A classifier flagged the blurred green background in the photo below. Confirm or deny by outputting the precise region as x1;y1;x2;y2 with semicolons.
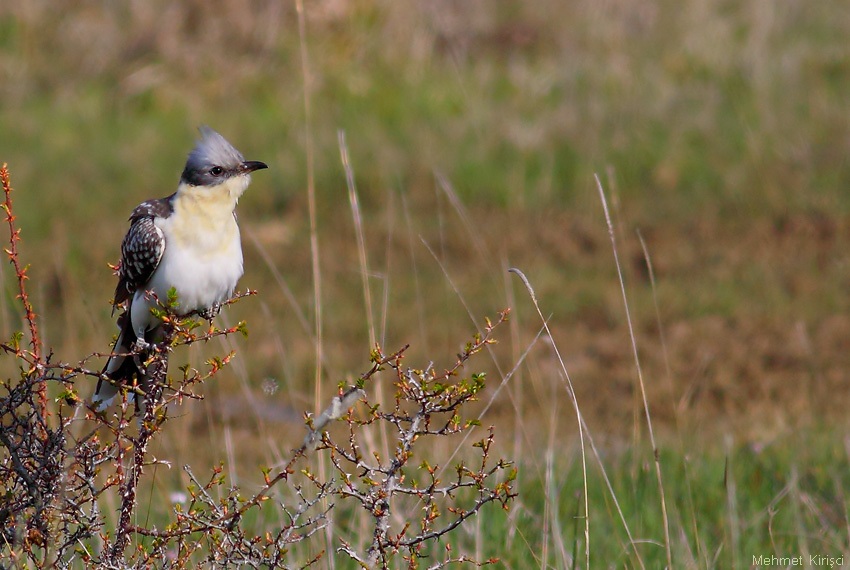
2;1;850;566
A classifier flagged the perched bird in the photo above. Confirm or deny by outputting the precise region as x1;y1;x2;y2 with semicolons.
93;126;268;411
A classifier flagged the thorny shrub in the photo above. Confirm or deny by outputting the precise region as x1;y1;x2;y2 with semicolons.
0;164;516;568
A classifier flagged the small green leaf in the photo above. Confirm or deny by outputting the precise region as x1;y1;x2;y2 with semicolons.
166;287;180;308
9;330;23;350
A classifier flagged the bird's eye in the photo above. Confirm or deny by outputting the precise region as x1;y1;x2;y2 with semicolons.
210;166;224;176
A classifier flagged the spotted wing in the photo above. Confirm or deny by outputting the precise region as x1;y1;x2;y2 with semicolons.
113;197;173;305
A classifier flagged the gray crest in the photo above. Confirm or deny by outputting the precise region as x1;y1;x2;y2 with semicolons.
180;126;246;186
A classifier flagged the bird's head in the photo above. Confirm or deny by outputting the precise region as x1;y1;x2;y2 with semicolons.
179;126;268;201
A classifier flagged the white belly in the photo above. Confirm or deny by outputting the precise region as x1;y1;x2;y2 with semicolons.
131;214;244;335
148;231;244;311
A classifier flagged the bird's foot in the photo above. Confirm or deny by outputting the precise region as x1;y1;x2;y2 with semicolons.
134;337;151;352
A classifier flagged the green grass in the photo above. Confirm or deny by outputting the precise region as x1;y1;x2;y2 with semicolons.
455;427;850;568
113;422;850;568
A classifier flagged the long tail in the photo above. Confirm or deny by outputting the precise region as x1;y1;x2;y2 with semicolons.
93;310;154;412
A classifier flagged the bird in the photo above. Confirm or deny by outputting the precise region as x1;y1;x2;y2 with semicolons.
93;126;268;412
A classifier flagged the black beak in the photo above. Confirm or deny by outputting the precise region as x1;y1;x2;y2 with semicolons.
239;160;268;174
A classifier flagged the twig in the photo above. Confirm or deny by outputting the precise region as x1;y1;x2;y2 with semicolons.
1;164;43;410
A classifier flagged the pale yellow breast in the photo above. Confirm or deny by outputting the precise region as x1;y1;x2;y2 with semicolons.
165;180;244;252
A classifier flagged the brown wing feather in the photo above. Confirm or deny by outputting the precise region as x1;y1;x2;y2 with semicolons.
113;196;173;305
